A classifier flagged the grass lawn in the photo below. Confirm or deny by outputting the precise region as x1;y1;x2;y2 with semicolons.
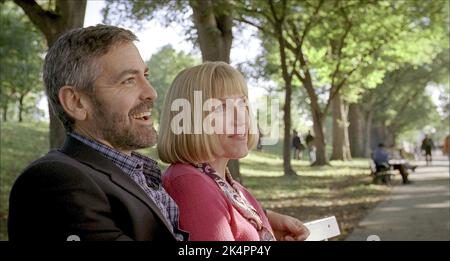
240;152;391;240
0;122;392;241
1;121;50;240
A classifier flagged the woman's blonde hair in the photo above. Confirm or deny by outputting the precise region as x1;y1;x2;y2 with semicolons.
158;61;258;164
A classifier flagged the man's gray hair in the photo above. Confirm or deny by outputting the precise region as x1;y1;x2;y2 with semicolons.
43;24;137;132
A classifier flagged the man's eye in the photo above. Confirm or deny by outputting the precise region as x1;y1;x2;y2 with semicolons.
123;78;136;85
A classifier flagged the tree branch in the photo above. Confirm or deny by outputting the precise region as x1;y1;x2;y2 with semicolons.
13;0;57;36
328;8;353;108
268;0;280;23
235;5;276;27
388;88;422;130
235;16;271;35
299;0;324;49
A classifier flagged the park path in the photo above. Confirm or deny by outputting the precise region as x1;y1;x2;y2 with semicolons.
346;152;449;241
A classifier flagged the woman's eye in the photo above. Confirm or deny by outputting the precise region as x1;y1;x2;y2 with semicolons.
237;99;247;107
214;104;225;113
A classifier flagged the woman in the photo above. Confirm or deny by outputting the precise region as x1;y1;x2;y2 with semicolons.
158;62;308;241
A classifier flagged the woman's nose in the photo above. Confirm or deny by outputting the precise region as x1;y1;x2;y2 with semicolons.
233;105;247;133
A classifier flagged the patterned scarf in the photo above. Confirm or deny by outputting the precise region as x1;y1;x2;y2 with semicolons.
193;163;276;241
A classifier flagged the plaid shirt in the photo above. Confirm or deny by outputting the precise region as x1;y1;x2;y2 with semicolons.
69;132;186;241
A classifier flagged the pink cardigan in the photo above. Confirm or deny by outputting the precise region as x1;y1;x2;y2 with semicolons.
163;163;273;241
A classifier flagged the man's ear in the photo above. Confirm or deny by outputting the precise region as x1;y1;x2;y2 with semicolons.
58;86;89;121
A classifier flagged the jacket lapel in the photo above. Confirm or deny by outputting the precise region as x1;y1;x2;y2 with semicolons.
59;135;176;237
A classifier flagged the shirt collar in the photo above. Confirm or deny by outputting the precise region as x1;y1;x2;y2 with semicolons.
69;132;161;182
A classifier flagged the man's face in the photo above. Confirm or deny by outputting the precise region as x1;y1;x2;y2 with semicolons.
84;42;157;152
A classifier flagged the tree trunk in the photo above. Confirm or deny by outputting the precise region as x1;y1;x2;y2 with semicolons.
227;160;242;183
364;110;373;157
372;122;389;149
275;22;295;176
302;78;329;166
306;97;328;166
331;93;351;161
18;94;24;122
190;0;232;63
385;126;396;147
282;77;295;175
348;103;365;158
311;111;328;166
14;0;87;148
189;0;243;180
2;104;8;122
343;101;352;160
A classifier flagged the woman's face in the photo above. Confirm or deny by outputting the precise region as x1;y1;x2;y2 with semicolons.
212;95;250;160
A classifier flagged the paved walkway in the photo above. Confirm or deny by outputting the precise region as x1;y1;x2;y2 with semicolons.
347;152;449;241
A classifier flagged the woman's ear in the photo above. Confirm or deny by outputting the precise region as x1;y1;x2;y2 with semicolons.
58;86;88;121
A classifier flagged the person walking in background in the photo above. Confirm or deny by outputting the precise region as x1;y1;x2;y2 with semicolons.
256;125;263;151
291;130;303;160
421;135;435;166
305;130;315;163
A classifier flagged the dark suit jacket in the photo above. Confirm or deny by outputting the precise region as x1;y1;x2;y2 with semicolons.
8;135;178;241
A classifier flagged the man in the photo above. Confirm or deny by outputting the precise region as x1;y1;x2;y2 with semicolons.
8;25;309;241
305;130;315;162
372;143;410;184
292;130;303;160
421;135;434;166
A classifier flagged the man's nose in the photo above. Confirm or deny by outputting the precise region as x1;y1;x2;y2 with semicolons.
140;77;157;101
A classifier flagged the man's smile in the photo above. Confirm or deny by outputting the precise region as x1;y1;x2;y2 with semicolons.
131;109;153;124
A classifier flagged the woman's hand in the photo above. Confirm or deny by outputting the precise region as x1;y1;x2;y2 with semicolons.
266;210;310;241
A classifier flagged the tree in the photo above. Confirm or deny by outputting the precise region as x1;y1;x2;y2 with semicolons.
235;0;303;175
348;103;365;157
14;0;87;148
0;2;45;122
331;93;352;160
237;0;448;166
361;50;449;150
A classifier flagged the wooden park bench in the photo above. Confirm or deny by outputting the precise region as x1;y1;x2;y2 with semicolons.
369;160;395;185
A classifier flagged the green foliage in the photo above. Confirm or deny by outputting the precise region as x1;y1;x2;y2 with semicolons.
363;50;449;139
0;1;46;121
102;0;189;28
238;0;448;107
146;45;199;122
102;0;196;41
102;0;238;53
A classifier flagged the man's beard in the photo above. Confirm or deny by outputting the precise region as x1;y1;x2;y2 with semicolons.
92;98;157;151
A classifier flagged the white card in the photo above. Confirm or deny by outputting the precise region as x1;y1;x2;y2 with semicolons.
304;216;341;241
